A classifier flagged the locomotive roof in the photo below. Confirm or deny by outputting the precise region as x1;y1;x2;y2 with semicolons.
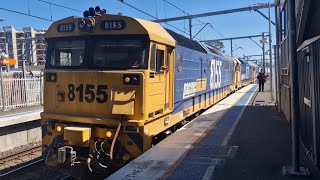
45;14;175;46
247;61;257;67
238;58;252;66
165;29;207;53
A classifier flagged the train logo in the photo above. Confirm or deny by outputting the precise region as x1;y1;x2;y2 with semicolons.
209;59;222;89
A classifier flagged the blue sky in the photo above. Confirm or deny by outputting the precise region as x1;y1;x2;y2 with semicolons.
0;0;276;59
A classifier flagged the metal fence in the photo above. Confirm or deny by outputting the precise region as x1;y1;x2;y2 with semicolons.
0;77;42;110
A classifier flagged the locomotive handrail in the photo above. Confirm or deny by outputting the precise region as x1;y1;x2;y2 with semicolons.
40;70;44;106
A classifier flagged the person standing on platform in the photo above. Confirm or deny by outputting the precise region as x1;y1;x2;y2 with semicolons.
257;69;267;92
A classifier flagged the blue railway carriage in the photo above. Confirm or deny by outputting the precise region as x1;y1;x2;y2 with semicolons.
41;9;254;177
247;61;258;83
238;58;256;86
167;30;234;116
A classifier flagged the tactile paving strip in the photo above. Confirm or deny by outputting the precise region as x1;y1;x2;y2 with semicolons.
188;145;219;157
167;85;258;179
198;133;225;146
168;162;211;180
182;156;216;164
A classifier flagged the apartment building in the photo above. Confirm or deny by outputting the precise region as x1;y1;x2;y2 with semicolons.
0;26;46;68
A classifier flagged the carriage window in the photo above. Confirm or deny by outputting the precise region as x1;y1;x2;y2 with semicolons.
177;54;183;71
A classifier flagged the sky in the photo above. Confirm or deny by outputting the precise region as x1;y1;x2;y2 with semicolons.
0;0;276;59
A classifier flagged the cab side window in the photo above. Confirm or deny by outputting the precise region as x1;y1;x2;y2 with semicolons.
156;49;164;72
150;44;165;72
150;44;156;71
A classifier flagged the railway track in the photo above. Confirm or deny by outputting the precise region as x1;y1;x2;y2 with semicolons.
0;146;42;165
0;146;43;177
0;146;70;179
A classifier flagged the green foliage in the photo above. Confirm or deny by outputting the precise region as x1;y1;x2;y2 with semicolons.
209;41;225;51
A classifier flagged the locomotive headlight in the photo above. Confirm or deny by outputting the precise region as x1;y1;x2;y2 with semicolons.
124;77;131;83
56;125;62;132
86;19;95;30
79;19;86;30
106;131;112;138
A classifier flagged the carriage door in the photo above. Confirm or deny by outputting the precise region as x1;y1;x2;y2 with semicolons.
149;43;172;115
166;47;174;111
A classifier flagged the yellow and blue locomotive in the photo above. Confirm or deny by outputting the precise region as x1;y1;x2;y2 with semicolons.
41;7;256;177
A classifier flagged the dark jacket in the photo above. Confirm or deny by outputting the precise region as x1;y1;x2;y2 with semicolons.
257;72;266;82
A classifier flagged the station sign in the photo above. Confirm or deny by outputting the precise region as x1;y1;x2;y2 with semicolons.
101;20;126;30
0;58;16;65
57;23;75;33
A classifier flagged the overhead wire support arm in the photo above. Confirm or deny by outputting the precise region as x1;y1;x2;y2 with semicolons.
153;3;275;23
193;23;209;39
201;34;268;42
255;9;276;26
249;37;263;49
188;18;192;39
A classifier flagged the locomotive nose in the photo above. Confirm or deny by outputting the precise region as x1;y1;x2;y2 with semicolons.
44;71;144;118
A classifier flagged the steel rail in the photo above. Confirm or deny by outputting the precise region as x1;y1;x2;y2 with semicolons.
0;146;43;177
0;158;43;177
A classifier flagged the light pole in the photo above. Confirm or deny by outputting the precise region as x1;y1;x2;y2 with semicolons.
260;33;268;70
0;18;6;110
268;2;273;101
281;0;309;176
0;18;11;72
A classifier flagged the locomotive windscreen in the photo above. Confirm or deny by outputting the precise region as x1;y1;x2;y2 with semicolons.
46;35;150;70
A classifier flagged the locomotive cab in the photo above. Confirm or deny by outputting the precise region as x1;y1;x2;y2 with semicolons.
232;58;241;90
41;12;175;174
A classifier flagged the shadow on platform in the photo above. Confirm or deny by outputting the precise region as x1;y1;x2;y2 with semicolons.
212;104;320;180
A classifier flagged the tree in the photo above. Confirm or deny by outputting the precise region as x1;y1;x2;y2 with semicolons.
209;41;225;51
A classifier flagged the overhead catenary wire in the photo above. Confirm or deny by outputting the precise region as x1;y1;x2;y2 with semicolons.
116;0;191;37
163;0;226;39
0;7;53;22
162;0;248;55
163;0;167;19
28;0;31;14
1;1;82;23
38;0;82;13
155;0;158;19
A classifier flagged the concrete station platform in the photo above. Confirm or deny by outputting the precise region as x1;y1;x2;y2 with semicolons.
108;83;320;180
0;106;42;153
0;105;42;128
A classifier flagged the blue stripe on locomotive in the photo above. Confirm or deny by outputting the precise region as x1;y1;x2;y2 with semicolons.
172;45;234;114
